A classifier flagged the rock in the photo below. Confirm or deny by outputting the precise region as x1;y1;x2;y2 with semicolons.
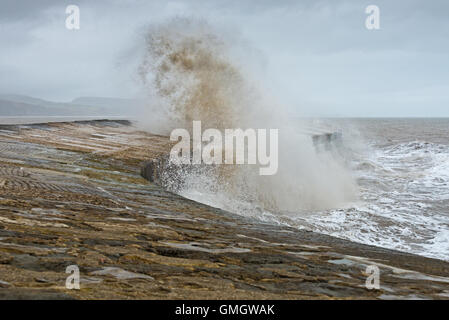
91;267;154;280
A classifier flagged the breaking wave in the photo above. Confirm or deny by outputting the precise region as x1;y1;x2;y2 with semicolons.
137;18;357;218
134;19;449;262
303;138;449;261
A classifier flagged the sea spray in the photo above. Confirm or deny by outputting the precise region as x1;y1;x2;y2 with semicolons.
138;17;358;217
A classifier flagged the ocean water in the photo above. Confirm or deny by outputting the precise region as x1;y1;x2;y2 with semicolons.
178;118;449;262
292;118;449;261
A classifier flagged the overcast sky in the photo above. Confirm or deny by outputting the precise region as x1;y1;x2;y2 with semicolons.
0;0;448;117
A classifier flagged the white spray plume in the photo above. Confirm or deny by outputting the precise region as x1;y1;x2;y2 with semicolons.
137;17;358;217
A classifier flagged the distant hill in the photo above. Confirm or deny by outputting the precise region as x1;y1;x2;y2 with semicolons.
0;94;53;106
0;100;73;116
0;94;144;117
71;97;145;110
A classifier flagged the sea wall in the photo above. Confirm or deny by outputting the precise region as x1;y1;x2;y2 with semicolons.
1;120;448;300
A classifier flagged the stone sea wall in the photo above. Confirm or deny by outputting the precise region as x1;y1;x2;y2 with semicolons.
0;120;448;299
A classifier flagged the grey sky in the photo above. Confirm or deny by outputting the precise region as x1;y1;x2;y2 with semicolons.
0;0;448;116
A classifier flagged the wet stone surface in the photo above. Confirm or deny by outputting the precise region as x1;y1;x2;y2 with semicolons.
0;120;448;299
